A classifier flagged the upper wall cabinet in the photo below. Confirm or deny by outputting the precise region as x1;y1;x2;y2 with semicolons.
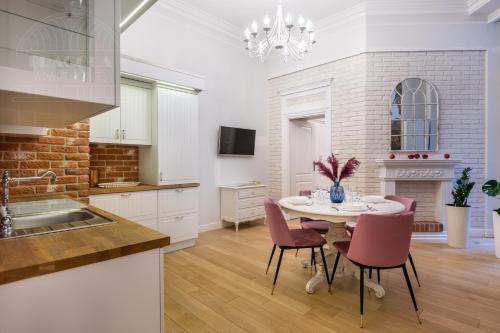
90;78;152;145
0;0;120;128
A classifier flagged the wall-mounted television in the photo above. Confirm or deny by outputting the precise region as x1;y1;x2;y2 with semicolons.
218;126;256;156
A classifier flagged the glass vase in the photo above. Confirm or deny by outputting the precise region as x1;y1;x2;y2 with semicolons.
330;182;345;203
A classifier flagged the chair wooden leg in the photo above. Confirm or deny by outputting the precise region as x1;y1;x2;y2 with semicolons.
408;252;421;287
369;268;372;280
402;264;422;324
377;269;380;285
266;244;276;275
319;246;330;284
360;266;365;328
295;249;299;257
271;248;285;295
328;252;341;293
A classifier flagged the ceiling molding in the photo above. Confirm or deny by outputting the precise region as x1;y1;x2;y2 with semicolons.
365;0;468;14
467;0;492;14
488;7;500;21
153;0;243;46
315;3;366;33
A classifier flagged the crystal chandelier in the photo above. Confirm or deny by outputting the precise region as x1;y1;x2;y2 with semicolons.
243;0;316;63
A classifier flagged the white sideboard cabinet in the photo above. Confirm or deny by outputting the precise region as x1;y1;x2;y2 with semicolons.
220;184;267;231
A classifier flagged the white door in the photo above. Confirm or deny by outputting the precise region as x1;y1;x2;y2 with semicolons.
157;87;199;184
120;79;152;145
289;120;314;195
90;107;121;144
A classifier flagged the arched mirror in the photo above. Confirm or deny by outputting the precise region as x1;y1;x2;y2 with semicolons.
390;78;438;151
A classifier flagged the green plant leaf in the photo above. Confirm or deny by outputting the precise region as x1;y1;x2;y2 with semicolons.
451;167;475;207
482;179;500;197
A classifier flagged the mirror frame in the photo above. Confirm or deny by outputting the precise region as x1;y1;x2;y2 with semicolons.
389;77;439;152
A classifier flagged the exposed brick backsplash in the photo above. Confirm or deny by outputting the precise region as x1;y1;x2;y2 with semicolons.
89;144;139;184
0;121;90;203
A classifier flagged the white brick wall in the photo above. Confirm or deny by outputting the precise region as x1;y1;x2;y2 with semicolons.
268;50;486;229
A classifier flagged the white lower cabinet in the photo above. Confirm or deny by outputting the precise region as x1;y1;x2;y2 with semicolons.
0;249;164;333
158;188;199;246
90;191;158;230
158;213;198;244
90;187;199;250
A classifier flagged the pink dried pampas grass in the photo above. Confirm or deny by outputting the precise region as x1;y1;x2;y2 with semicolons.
314;154;360;183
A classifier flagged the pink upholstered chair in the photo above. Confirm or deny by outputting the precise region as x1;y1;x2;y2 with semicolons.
328;213;421;328
383;195;420;287
297;190;331;269
298;190;330;234
264;198;330;294
349;195;421;287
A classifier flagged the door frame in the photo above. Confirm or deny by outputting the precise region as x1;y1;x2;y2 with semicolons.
280;79;332;198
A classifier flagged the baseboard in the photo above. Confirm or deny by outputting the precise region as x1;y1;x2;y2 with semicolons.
412;228;493;242
470;227;493;238
163;239;197;253
199;221;223;233
412;232;448;241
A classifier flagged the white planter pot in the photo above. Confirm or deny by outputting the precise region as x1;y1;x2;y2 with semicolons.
446;205;470;248
493;211;500;258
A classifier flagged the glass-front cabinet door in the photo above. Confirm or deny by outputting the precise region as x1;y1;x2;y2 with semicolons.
0;0;119;128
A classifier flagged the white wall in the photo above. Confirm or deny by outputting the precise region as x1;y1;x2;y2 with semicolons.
266;9;500;234
121;6;268;228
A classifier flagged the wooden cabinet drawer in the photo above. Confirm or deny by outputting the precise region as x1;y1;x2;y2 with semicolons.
238;196;265;209
238;187;266;199
238;207;265;221
90;191;158;222
158;213;198;243
158;188;198;217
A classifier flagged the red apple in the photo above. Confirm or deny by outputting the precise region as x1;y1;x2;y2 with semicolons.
422;153;429;159
444;153;450;159
408;153;414;159
414;153;420;159
389;153;395;159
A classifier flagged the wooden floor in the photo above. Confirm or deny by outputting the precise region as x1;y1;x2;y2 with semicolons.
163;221;500;333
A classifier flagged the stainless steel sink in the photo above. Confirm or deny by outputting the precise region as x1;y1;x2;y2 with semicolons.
1;208;116;240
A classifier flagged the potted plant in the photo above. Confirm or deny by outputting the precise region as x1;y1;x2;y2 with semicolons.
446;167;475;248
482;179;500;258
314;154;360;203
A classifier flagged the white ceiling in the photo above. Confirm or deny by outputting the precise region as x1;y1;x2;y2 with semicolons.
183;0;364;28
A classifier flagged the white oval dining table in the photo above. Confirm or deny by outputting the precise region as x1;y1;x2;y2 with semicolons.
278;197;406;298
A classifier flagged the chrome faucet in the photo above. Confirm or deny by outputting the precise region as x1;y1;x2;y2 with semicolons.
1;170;57;236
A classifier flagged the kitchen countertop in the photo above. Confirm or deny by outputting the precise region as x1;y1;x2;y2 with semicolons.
90;183;200;195
0;195;170;285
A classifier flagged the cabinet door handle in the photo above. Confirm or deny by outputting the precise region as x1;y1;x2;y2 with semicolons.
115;129;119;139
159;172;163;182
175;189;184;193
175;216;184;220
122;129;126;140
120;193;131;198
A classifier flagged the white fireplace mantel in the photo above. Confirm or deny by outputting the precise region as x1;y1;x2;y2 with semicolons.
375;159;461;229
375;159;461;181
